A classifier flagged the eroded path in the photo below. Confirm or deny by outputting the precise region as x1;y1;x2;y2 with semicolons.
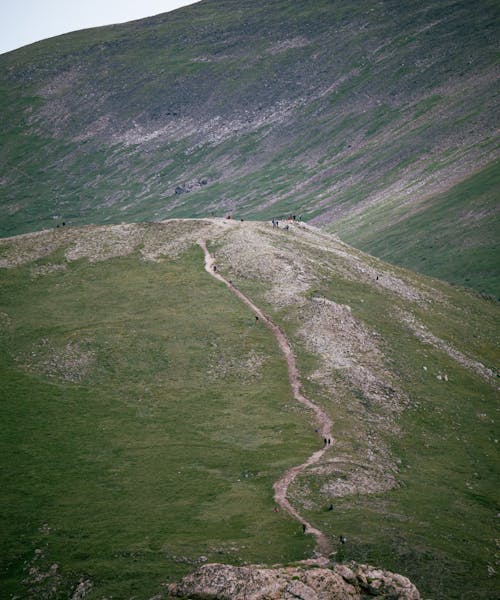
199;240;333;558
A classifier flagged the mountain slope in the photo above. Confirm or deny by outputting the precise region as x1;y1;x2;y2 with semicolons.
0;0;498;294
0;219;498;598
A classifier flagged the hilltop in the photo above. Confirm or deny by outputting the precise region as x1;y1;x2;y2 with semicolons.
0;0;499;295
0;219;498;598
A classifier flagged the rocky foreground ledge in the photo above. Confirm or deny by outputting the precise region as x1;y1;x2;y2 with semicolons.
167;562;421;599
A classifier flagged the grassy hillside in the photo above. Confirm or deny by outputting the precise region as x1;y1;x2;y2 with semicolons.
1;220;498;598
210;221;500;599
0;0;498;295
0;222;315;598
334;160;500;298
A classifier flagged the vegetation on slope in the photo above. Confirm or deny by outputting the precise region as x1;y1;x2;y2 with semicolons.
0;0;498;294
333;160;500;298
1;220;497;598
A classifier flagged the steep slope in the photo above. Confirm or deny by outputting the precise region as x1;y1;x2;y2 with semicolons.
0;0;498;294
0;220;498;598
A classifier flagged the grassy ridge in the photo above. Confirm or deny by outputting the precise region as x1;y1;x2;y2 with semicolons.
213;226;499;599
0;245;314;598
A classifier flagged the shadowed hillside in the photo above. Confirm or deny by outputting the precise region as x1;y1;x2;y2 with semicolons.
0;0;498;295
0;220;498;598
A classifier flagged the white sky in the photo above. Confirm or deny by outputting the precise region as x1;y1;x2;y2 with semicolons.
0;1;201;55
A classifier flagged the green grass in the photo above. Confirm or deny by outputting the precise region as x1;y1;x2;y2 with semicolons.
0;244;315;598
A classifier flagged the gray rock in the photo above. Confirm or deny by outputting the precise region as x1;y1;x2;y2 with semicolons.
167;561;421;599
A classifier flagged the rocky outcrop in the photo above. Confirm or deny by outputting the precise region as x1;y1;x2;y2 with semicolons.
168;562;420;599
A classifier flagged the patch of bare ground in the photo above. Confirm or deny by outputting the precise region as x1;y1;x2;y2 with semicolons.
396;309;497;385
18;337;95;383
301;297;406;410
212;223;317;307
0;228;75;268
266;37;311;54
0;219;238;269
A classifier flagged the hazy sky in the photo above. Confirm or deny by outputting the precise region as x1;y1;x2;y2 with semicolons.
0;1;201;55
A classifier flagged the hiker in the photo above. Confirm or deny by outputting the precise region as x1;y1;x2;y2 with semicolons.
272;219;275;227
273;506;279;513
339;535;347;544
327;504;333;511
255;315;259;323
302;524;307;534
213;265;217;272
324;438;327;446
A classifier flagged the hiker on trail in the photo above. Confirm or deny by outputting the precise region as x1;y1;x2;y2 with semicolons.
213;265;217;272
255;315;259;323
327;504;334;511
302;524;307;534
324;438;327;446
339;535;347;544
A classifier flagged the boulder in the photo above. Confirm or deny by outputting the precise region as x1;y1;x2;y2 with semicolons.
167;561;421;599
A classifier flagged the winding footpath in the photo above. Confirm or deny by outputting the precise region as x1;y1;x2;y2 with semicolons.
199;240;334;558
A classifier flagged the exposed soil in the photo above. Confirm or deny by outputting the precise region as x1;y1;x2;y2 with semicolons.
199;239;334;557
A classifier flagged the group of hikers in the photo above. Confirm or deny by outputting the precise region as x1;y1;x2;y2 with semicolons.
271;213;302;229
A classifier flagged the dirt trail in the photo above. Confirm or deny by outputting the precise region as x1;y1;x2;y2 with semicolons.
199;240;333;558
